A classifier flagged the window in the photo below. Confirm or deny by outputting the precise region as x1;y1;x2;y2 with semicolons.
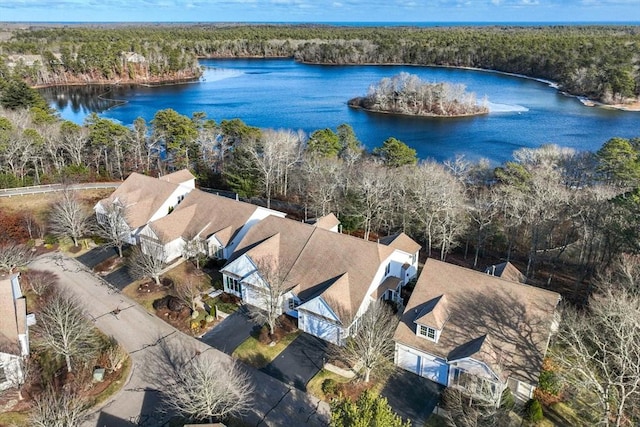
287;298;299;310
225;276;241;295
0;365;7;383
384;263;391;276
419;325;437;341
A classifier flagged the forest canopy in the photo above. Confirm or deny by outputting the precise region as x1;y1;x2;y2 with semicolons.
1;24;639;104
349;72;488;117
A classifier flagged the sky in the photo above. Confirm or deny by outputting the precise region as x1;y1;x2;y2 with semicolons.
0;0;639;23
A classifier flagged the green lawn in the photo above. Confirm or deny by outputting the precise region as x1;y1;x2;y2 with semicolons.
307;368;352;401
233;330;301;369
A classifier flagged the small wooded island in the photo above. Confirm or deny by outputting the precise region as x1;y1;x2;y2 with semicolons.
349;72;489;118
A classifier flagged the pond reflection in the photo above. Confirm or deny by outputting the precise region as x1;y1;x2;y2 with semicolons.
40;85;134;118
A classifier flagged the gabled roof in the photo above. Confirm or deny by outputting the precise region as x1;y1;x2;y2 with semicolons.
379;232;421;254
148;189;258;246
0;274;25;356
160;169;195;185
308;213;340;231
415;294;449;330
227;215;396;323
485;261;526;284
98;172;188;229
394;258;561;384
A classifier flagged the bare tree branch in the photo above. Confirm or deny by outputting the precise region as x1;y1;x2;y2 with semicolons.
338;301;397;383
128;244;166;285
49;188;92;247
33;291;99;373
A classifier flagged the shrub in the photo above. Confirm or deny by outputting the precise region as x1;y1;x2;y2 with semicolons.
205;315;214;323
500;387;515;410
190;320;200;330
44;234;58;245
191;310;199;319
538;365;561;396
321;378;339;396
525;399;544;422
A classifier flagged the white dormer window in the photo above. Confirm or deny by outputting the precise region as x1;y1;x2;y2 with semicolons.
385;263;391;276
418;325;438;342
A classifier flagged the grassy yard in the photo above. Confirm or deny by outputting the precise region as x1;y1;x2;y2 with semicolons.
233;330;301;369
122;279;165;312
307;368;353;401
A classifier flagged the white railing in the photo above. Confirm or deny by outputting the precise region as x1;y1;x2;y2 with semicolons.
0;182;120;197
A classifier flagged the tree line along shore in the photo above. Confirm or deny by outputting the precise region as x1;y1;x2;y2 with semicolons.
1;24;639;106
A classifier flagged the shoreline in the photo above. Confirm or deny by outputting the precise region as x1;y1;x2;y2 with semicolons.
300;59;640;112
348;102;489;119
32;57;639;112
32;75;201;90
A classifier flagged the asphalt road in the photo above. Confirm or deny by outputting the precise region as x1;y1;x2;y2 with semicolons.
29;253;330;427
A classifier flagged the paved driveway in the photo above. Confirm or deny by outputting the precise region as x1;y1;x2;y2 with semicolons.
199;307;258;355
29;254;330;427
261;333;328;391
104;265;135;291
381;368;444;426
77;245;118;269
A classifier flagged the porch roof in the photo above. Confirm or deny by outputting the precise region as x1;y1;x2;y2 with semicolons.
369;276;402;300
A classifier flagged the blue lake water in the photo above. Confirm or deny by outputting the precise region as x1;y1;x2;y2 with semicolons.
44;58;640;163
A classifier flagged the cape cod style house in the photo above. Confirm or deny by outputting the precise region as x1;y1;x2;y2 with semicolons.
394;259;561;405
94;170;196;245
0;273;33;391
138;188;286;263
221;215;420;345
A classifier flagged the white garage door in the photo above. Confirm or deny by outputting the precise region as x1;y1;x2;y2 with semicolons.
302;314;339;345
397;346;421;375
420;355;449;385
397;346;448;385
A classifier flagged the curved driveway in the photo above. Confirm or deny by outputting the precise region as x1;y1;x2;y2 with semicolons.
29;254;329;427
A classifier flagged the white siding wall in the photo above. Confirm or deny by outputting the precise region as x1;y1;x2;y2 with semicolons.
224;207;286;259
147;186;193;224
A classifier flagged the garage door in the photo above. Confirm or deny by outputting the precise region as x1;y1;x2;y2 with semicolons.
302;313;339;345
397;346;421;375
397;346;448;385
420;355;448;385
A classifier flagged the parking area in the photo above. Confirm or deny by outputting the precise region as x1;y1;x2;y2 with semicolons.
199;307;258;355
104;266;135;291
76;246;119;268
260;333;329;391
381;368;444;426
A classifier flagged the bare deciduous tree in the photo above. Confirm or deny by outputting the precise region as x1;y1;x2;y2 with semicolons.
49;188;92;247
128;244;166;285
162;348;253;423
442;388;513;427
104;337;128;374
175;279;203;313
182;234;205;269
30;386;87;427
249;255;291;337
95;200;130;257
339;301;397;383
23;269;58;297
0;243;32;272
34;291;99;373
552;266;640;427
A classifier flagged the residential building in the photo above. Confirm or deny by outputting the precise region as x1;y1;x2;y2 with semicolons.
138;188;286;263
221;215;420;345
394;258;561;405
0;273;33;391
94;170;195;245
